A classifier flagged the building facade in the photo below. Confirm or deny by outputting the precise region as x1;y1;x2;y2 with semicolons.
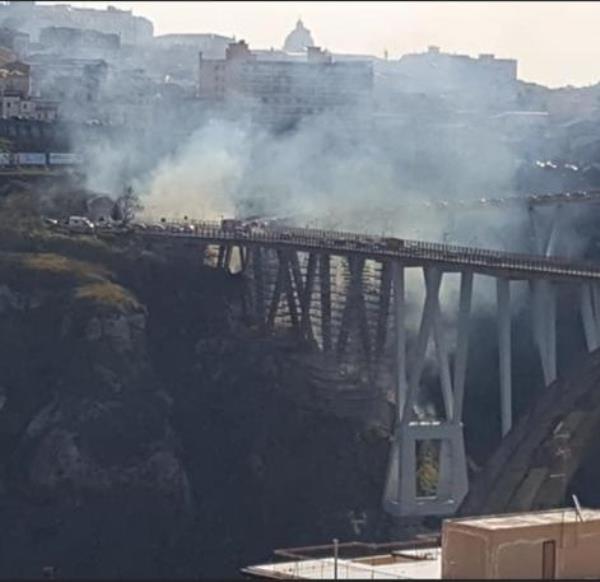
0;57;58;121
443;508;600;579
0;93;57;121
0;1;153;45
378;45;518;112
39;26;121;56
198;40;373;130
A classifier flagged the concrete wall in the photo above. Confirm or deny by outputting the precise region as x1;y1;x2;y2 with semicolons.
442;524;487;579
443;518;600;579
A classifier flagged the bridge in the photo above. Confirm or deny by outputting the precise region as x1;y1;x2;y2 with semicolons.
327;188;600;259
103;214;600;518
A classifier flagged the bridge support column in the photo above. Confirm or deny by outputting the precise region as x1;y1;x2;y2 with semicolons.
392;262;407;418
252;247;265;329
216;244;226;269
453;270;474;422
497;278;512;436
581;283;600;352
319;254;332;353
299;253;317;343
383;267;471;517
374;260;393;370
532;280;557;385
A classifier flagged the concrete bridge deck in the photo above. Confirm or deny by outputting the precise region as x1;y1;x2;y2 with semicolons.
131;220;600;282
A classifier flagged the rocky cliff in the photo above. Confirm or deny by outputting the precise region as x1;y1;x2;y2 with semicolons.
0;229;394;578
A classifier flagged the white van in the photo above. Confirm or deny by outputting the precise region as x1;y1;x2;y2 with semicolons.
65;216;95;234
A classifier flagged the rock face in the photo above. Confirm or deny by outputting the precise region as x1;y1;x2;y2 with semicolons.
0;250;393;578
459;346;600;518
0;254;191;578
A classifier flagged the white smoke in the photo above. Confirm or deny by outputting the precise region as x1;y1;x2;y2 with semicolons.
73;97;575;264
139;120;250;221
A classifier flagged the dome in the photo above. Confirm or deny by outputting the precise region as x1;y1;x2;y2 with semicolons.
282;19;314;53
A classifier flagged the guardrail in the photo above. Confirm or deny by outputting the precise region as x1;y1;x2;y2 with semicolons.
113;220;600;281
359;189;600;212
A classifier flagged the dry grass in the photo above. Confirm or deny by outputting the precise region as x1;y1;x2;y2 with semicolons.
22;253;112;280
74;281;140;310
0;251;140;312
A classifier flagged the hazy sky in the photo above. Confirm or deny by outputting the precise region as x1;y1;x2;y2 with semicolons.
40;1;600;88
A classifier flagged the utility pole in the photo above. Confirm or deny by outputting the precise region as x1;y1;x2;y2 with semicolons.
333;538;339;579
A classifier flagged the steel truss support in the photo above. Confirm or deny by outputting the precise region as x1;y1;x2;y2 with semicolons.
265;250;300;332
282;251;299;331
336;257;371;366
223;244;233;271
238;245;248;273
299;253;317;342
374;260;393;370
216;244;227;269
319;253;332;352
383;267;472;517
252;247;265;328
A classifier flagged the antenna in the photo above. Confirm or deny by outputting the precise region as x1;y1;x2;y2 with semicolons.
572;494;585;522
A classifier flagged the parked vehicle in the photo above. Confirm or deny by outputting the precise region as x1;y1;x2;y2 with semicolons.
43;216;59;228
383;237;405;250
65;216;95;234
221;218;243;232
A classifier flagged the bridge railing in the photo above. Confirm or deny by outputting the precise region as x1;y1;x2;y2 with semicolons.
131;219;600;280
332;189;600;212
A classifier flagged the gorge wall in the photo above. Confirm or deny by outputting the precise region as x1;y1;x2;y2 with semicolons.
0;228;395;578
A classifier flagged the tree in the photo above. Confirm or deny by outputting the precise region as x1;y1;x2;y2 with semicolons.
113;186;143;224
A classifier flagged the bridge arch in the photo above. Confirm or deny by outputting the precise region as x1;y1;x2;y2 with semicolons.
459;347;600;516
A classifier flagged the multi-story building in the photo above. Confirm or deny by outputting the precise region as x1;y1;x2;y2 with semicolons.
27;55;108;102
0;56;57;121
0;1;153;46
0;27;30;57
0;59;30;96
378;45;518;113
39;26;120;57
152;33;233;59
146;33;234;88
0;92;57;121
198;40;373;131
23;55;107;122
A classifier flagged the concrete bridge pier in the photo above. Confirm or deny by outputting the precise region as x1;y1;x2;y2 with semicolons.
497;278;512;436
531;279;557;386
580;282;600;352
383;265;473;517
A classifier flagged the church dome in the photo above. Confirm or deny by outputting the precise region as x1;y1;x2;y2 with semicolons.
283;19;315;53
